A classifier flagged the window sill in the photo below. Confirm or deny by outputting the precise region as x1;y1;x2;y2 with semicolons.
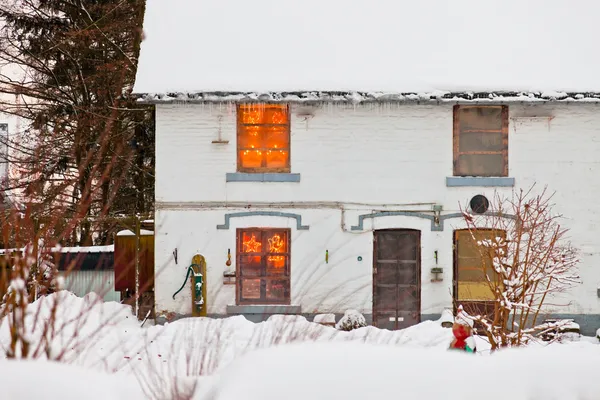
226;172;301;182
446;177;515;187
226;305;301;314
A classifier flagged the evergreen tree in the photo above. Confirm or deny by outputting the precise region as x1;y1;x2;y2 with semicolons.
0;0;154;245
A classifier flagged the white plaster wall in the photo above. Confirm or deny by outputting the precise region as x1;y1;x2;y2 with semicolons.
155;102;600;317
0;60;26;185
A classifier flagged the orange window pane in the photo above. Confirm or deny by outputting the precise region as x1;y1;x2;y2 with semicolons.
238;125;263;149
266;231;287;269
239;150;263;169
265;150;288;169
241;231;262;253
262;105;289;124
264;126;289;148
239;105;266;124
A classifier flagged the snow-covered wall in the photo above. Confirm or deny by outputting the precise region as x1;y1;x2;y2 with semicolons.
154;103;600;324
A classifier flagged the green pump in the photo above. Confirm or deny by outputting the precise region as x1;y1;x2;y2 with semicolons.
172;254;207;316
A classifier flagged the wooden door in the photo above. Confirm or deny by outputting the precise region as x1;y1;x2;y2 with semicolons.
453;229;504;320
373;229;421;330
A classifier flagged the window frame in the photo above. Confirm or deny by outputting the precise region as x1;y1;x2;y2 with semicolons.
235;227;291;305
453;105;509;177
236;104;291;173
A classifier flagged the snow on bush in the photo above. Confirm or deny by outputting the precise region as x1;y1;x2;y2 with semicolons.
335;310;367;331
313;313;336;325
0;290;139;361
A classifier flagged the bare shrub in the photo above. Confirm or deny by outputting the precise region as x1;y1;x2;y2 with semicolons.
458;187;580;349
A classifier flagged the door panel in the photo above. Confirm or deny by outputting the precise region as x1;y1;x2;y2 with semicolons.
373;230;421;330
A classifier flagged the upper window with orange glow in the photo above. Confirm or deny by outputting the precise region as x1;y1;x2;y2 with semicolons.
237;104;290;172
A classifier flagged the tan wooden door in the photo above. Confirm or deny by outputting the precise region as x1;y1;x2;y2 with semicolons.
453;229;505;319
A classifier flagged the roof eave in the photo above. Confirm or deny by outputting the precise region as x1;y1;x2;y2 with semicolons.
132;90;600;105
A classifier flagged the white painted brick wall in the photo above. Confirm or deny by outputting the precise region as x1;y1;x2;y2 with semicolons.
155;103;600;318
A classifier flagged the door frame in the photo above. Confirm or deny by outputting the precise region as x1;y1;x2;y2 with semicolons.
372;228;422;329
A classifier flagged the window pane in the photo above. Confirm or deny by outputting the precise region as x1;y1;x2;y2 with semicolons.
262;105;289;125
265;231;288;271
238;125;263;148
456;154;504;176
240;231;263;253
267;256;288;275
266;279;288;301
239;255;262;277
239;150;263;169
264;126;289;148
265;150;288;169
459;131;503;152
241;279;261;299
458;107;503;131
239;105;266;124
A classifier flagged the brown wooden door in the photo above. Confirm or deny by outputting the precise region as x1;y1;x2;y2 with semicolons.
373;229;421;330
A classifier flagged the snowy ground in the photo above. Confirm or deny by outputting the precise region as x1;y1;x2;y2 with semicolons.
0;291;598;399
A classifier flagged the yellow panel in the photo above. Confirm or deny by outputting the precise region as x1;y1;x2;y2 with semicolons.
457;282;495;301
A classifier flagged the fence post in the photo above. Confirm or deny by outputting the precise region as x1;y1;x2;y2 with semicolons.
134;215;140;319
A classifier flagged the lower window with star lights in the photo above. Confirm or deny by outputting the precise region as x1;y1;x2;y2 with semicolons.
236;228;291;305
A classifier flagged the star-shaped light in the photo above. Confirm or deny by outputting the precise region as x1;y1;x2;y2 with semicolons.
243;234;262;253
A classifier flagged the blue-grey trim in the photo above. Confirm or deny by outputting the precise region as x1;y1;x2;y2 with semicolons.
446;177;515;187
420;314;443;322
153;311;599;336
226;305;301;314
543;314;600;337
351;211;436;231
226;173;301;182
351;211;516;232
216;211;309;230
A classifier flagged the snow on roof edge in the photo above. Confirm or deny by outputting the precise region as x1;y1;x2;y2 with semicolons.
134;90;600;105
0;245;114;255
116;229;154;237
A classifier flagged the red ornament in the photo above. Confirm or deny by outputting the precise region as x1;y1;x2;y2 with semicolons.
450;323;471;350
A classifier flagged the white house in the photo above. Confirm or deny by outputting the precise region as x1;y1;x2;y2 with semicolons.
133;0;600;334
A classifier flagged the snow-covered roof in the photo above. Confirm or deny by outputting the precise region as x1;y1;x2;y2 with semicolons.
133;0;600;103
50;245;114;253
0;245;114;255
116;229;154;237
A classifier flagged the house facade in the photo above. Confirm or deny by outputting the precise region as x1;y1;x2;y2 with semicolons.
133;0;600;334
138;98;598;333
